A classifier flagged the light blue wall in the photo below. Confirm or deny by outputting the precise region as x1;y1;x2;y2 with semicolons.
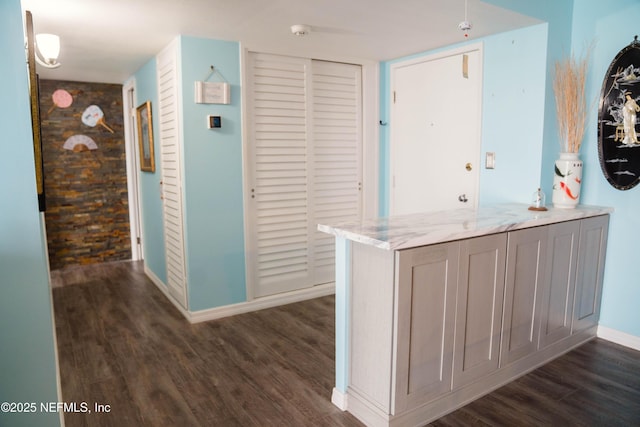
0;1;61;426
334;237;350;392
132;37;246;310
378;65;390;216
132;59;167;284
478;24;548;205
571;0;640;337
378;23;549;215
179;36;246;310
483;0;574;200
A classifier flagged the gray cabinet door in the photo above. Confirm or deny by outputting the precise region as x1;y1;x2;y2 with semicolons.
453;233;507;389
573;215;609;332
394;241;459;413
501;226;547;366
539;220;580;349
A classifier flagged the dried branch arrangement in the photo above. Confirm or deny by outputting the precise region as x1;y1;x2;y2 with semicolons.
553;52;589;153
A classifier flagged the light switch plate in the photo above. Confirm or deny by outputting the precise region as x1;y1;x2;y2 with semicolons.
486;152;495;169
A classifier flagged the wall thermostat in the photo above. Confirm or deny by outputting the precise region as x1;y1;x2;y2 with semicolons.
207;115;221;129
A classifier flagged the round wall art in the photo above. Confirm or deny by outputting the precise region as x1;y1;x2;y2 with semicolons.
598;36;640;190
81;105;114;133
48;89;73;115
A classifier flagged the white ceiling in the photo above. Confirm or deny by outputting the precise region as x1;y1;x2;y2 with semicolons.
21;0;540;84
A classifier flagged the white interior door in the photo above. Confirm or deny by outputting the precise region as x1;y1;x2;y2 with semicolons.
245;53;362;298
310;60;363;285
123;82;143;260
390;46;482;215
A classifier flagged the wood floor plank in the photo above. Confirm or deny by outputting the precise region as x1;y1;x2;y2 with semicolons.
52;261;640;427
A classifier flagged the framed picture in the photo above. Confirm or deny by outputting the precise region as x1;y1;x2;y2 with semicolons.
598;37;640;190
136;101;155;172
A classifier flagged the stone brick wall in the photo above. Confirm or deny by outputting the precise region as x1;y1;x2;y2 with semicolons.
40;79;131;270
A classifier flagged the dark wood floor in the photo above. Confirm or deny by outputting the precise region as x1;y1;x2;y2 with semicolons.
52;261;640;427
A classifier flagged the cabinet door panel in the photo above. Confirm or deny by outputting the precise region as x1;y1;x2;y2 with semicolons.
453;233;507;389
539;220;580;349
573;215;609;332
394;242;458;413
501;227;547;366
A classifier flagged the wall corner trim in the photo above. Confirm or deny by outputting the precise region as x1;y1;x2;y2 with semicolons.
144;265;190;319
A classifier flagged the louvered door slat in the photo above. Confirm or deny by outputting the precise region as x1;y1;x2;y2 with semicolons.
156;42;188;309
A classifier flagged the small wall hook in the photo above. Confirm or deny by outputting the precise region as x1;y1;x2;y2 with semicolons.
203;65;228;83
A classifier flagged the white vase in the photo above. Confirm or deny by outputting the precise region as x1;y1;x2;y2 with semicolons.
552;152;582;208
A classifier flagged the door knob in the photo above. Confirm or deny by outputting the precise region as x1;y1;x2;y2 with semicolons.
465;162;472;171
458;194;468;203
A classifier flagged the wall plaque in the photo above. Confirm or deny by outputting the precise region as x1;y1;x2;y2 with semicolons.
598;36;640;190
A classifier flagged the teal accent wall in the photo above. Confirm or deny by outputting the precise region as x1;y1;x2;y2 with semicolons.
179;36;246;310
0;1;61;426
132;59;167;285
570;0;640;337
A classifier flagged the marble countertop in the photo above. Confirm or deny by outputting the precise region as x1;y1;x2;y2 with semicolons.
317;203;613;250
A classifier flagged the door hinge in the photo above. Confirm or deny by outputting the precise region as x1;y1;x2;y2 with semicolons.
393;91;396;104
136;237;141;244
462;54;469;79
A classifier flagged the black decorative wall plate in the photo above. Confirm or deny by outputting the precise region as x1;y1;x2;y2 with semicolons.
598;36;640;190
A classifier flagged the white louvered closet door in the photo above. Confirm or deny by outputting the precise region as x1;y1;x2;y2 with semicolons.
310;60;363;285
246;53;362;298
156;42;188;309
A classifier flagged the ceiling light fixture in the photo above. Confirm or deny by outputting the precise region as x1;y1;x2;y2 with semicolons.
34;33;61;68
458;0;472;38
291;24;311;37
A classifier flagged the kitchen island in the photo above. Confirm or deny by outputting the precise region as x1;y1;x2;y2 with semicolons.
319;203;612;427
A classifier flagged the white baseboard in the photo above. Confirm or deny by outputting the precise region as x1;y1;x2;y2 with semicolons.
144;265;335;324
597;325;640;351
332;387;348;411
188;283;336;324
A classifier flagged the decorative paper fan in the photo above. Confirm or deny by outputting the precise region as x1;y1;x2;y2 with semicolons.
47;89;73;114
63;134;98;152
81;105;114;133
